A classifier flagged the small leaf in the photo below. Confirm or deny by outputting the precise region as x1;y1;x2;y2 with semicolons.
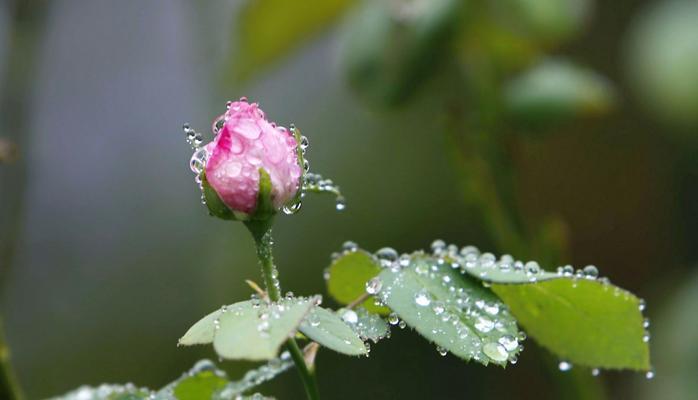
179;298;315;361
492;279;650;370
326;250;389;314
378;256;522;366
299;306;367;356
503;58;615;126
350;307;390;342
172;371;227;400
233;0;355;81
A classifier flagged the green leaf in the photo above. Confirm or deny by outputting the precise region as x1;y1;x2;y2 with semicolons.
49;385;151;400
431;246;650;370
348;306;390;342
201;172;236;220
340;0;463;106
326;250;389;314
172;371;227;400
492;279;650;370
503;58;616;126
179;297;316;361
299;306;367;356
52;358;291;400
233;0;355;81
378;256;522;366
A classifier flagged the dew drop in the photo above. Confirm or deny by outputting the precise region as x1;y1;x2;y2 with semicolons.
525;261;540;275
474;316;494;333
498;335;518;352
342;241;358;252
436;346;448;356
582;265;599;279
388;313;399;325
365;277;383;295
414;291;431;307
431;239;446;254
432;301;445;315
341;309;358;324
558;361;573;371
376;247;399;262
638;299;646;311
335;196;346;211
398;320;407;329
645;369;655;380
483;342;509;362
591;368;600;377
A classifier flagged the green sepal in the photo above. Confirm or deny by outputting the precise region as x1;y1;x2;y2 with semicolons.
201;172;237;221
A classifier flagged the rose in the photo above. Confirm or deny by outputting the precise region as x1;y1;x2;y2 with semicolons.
194;99;302;217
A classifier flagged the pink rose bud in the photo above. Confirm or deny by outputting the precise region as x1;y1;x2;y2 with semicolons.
193;99;302;217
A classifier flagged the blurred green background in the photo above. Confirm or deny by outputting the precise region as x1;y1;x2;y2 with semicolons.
0;0;697;399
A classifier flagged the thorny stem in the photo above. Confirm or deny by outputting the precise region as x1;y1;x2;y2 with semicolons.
246;221;320;400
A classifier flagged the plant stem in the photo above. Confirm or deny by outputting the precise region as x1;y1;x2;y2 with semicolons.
0;318;22;400
245;221;320;400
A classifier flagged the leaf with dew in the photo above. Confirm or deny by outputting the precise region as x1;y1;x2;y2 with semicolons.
299;306;367;356
179;297;316;361
326;250;390;314
378;255;522;366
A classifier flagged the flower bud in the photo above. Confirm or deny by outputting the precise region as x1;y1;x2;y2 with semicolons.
192;99;302;219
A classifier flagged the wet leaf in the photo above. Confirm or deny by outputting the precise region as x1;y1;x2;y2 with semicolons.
432;245;650;370
326;250;389;314
233;0;355;81
350;307;390;342
49;385;151;400
51;358;288;400
179;297;315;361
492;279;650;370
171;370;227;400
299;306;367;356
378;256;522;366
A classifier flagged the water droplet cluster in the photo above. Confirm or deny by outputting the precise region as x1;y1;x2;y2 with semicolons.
216;353;293;398
280;124;346;214
341;307;391;344
55;383;152;400
352;243;524;365
329;239;652;373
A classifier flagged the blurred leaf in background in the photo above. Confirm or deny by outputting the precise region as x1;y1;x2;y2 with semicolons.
626;0;698;130
232;0;355;81
339;0;463;106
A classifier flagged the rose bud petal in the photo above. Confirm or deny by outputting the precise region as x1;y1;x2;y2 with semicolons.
196;99;302;219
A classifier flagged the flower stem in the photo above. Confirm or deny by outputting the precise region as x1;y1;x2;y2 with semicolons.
245;220;320;400
0;318;22;400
